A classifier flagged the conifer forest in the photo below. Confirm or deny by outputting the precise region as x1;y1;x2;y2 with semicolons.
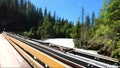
0;0;120;61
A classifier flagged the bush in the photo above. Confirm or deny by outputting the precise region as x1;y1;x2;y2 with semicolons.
112;48;120;60
107;39;113;45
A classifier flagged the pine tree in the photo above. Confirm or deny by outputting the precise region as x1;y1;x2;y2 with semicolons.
85;15;90;40
44;7;47;17
38;8;43;26
81;7;85;41
91;12;95;26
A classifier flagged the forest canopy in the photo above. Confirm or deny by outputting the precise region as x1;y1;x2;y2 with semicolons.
0;0;120;60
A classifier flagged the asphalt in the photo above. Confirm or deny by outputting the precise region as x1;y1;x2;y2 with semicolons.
0;34;31;68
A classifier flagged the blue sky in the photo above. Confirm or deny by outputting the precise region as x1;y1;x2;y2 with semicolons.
30;0;103;23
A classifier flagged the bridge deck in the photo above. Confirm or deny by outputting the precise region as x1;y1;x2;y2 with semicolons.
0;34;31;68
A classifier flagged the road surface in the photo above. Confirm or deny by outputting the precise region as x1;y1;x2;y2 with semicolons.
0;34;31;68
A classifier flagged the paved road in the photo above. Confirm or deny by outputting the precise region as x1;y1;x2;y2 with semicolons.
0;34;31;68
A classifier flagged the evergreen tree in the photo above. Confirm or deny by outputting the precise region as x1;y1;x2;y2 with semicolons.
91;12;95;26
85;15;90;30
71;19;81;39
38;8;43;26
85;15;90;40
70;19;81;48
44;7;47;17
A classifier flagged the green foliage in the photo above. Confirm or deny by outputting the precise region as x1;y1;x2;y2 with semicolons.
0;0;42;31
23;31;28;37
23;8;74;39
117;41;120;48
73;39;81;48
88;0;120;60
2;0;120;60
112;48;120;60
91;12;95;26
70;20;81;39
95;24;110;37
107;39;113;45
70;20;81;48
28;27;36;37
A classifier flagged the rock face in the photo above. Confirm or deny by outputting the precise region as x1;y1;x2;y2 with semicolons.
0;34;31;68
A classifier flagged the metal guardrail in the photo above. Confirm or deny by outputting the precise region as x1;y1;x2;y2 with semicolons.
3;32;120;68
3;33;71;68
4;32;98;68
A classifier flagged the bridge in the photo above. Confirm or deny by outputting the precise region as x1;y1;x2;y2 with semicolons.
0;32;120;68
